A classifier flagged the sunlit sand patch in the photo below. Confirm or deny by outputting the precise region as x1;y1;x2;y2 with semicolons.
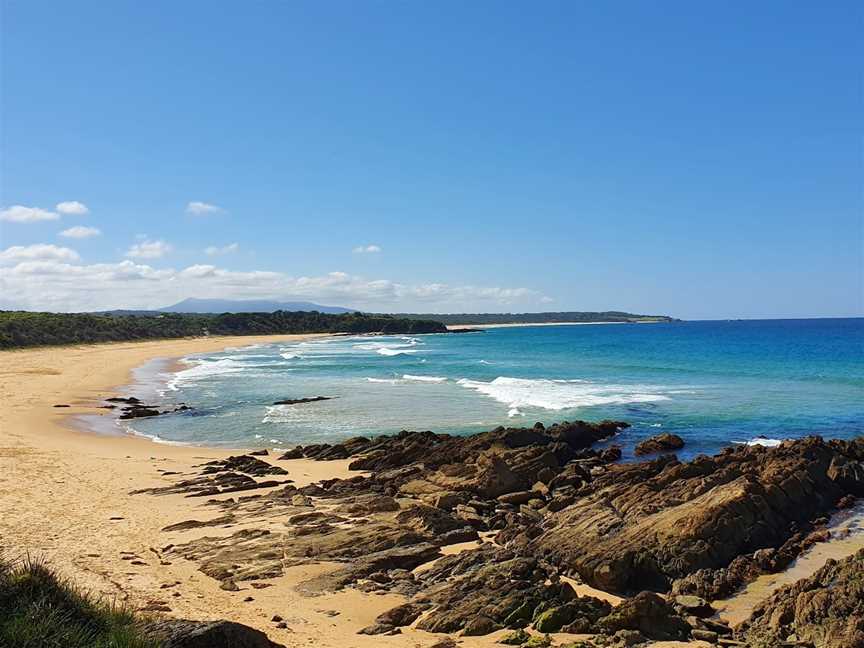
714;501;864;626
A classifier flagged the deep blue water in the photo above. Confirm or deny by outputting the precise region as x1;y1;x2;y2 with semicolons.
123;319;863;459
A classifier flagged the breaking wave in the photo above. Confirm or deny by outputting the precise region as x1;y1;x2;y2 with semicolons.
456;376;671;411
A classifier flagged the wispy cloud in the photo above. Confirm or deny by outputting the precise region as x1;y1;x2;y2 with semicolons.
56;201;90;215
59;226;101;239
353;244;382;254
0;205;60;223
0;257;549;312
125;239;172;259
186;201;224;215
204;243;239;256
0;244;80;265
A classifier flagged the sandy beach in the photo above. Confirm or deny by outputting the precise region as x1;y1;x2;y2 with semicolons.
0;334;415;647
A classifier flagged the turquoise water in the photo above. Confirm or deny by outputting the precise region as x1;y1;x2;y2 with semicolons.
123;319;863;459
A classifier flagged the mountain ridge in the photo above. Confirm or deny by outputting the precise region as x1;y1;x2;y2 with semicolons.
159;298;354;314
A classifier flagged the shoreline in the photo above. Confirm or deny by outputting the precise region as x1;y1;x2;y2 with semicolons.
1;334;859;648
2;333;644;647
0;333;400;647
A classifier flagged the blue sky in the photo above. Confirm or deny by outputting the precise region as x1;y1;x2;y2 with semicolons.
1;1;861;318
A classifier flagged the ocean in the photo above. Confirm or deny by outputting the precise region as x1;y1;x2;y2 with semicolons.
114;318;863;459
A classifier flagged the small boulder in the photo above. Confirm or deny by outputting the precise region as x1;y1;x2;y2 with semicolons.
634;433;684;456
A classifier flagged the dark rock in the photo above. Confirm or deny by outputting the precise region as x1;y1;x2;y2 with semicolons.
498;491;536;505
142;619;285;648
609;629;647;646
674;594;714;618
373;602;428;628
357;622;395;635
600;445;623;462
162;515;235;532
634;433;685;456
272;396;331;405
410;548;576;636
462;615;502;635
596;591;690;640
690;628;719;643
277;446;305;460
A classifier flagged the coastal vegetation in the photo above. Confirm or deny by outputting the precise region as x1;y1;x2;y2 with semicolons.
0;555;157;648
0;310;447;349
392;311;676;325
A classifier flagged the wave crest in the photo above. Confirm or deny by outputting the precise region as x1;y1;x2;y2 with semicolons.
456;376;671;411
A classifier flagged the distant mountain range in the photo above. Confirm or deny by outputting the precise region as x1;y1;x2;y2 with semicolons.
158;298;355;314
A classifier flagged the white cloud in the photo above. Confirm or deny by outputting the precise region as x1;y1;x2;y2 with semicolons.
59;226;101;239
0;259;549;313
56;201;90;215
125;239;172;259
186;201;224;215
204;243;239;256
353;244;382;254
0;205;60;223
0;244;80;265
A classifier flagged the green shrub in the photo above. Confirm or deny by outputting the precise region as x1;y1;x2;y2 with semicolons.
0;555;160;648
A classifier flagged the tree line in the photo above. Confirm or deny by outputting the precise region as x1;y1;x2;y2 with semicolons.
0;310;447;349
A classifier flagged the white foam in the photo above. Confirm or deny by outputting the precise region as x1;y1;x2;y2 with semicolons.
366;375;447;384
402;374;447;383
507;407;524;418
457;376;671;411
280;352;300;360
169;358;246;389
120;421;189;446
377;347;418;356
352;337;424;357
737;437;784;448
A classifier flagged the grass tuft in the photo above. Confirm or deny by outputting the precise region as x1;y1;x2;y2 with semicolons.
0;554;160;648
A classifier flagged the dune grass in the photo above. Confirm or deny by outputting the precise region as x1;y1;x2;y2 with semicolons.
0;555;160;648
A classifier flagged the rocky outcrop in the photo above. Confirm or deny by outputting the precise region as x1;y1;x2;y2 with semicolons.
530;437;864;594
107;396;193;419
595;591;690;640
131;455;291;498
671;526;834;600
278;420;628;471
409;548;579;635
137;423;863;644
272;396;331;405
738;548;864;648
634;432;684;455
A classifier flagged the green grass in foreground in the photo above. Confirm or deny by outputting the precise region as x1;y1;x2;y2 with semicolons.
0;555;159;648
